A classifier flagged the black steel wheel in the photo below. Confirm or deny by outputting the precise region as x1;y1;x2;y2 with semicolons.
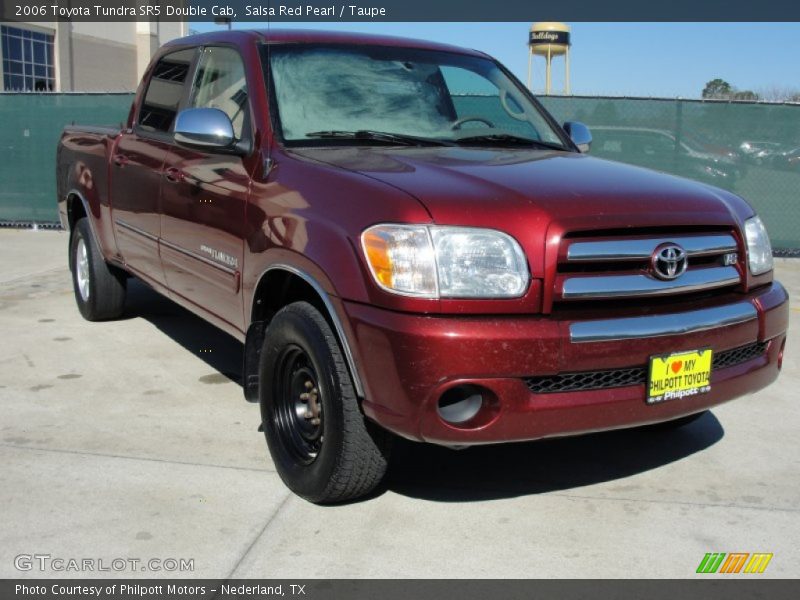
272;345;325;465
259;301;391;503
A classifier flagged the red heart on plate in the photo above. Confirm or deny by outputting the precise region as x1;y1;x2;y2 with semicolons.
671;361;683;373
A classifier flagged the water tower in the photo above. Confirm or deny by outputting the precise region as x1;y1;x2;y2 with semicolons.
527;22;571;95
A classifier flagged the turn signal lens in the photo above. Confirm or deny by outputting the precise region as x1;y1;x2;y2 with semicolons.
361;225;437;297
362;231;394;287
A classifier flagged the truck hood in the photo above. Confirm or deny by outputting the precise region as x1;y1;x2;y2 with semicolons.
294;146;749;233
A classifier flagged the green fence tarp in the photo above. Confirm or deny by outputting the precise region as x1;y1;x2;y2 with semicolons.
540;96;800;251
0;93;132;223
1;93;798;249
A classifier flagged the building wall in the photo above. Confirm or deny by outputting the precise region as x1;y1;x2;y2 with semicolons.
1;20;186;92
63;30;138;91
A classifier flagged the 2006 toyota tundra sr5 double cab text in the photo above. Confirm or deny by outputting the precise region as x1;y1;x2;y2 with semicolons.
57;30;789;503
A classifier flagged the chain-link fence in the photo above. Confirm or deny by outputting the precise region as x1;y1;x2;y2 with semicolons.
538;96;800;252
1;92;798;251
0;93;133;224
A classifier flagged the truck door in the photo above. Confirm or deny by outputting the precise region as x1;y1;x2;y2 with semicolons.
110;48;197;288
159;46;251;331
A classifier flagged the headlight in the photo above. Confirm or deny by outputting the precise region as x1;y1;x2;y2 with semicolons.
744;215;773;275
361;224;529;298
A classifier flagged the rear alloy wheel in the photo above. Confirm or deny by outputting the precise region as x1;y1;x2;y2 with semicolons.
75;237;91;303
70;218;127;321
260;301;391;503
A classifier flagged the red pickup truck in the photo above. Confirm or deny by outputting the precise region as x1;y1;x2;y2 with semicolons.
57;30;789;503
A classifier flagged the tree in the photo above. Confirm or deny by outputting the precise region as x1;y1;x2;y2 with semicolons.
702;79;732;99
757;86;800;102
732;90;759;101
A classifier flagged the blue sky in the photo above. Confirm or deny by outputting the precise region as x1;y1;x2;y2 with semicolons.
192;22;800;98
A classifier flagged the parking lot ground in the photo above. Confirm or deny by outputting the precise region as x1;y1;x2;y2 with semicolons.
0;228;798;579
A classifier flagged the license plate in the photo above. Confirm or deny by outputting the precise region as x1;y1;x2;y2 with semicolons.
647;348;713;404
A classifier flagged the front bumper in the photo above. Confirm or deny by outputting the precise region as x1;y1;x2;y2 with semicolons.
345;282;789;445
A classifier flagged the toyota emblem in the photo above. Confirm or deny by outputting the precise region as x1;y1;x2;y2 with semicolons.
652;243;688;280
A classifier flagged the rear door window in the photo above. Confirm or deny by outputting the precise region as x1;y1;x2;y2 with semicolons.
138;48;196;133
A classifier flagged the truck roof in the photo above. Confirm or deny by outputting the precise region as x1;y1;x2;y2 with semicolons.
163;29;487;58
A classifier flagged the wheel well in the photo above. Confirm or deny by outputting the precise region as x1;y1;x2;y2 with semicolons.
244;268;355;403
66;195;87;271
67;194;87;232
65;194;125;279
251;269;330;327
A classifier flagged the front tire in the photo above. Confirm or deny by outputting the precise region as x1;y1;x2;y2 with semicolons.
70;218;127;321
259;301;391;503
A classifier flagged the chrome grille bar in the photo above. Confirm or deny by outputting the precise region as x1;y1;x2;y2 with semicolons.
561;266;740;299
566;234;737;262
569;301;757;343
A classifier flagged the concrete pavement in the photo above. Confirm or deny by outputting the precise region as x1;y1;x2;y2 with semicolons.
0;229;798;578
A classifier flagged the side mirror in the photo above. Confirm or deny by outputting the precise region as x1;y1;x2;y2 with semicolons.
174;108;235;151
563;121;592;153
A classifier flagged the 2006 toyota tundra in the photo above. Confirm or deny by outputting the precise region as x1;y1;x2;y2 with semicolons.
56;30;789;503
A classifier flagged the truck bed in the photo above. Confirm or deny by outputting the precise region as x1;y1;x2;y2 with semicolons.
56;125;122;248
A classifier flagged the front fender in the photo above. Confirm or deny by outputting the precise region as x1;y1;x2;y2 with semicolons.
243;251;369;399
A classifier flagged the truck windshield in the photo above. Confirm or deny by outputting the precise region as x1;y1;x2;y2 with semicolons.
264;43;568;149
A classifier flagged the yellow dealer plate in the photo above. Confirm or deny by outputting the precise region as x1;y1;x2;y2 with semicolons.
647;348;713;404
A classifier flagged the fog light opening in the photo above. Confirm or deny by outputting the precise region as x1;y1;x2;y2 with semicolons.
778;338;786;370
437;385;485;425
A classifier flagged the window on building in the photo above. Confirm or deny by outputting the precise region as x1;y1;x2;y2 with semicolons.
1;25;55;92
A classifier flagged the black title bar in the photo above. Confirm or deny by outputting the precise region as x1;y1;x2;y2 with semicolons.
2;0;800;22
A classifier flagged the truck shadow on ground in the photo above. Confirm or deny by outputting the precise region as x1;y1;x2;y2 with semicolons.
384;414;723;502
126;279;725;503
126;280;244;386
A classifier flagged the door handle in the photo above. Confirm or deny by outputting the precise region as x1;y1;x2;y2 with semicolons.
164;167;184;183
112;154;129;167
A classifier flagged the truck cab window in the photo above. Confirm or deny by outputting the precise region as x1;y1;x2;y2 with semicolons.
267;44;564;147
138;48;195;133
190;47;248;140
440;66;545;140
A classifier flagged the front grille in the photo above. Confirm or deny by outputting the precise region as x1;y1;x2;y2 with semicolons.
524;341;768;394
550;230;742;310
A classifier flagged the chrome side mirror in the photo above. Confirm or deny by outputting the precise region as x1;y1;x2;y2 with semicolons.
174;108;235;150
563;121;592;153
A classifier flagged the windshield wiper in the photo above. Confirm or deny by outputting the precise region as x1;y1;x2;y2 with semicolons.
305;130;454;147
454;133;566;151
